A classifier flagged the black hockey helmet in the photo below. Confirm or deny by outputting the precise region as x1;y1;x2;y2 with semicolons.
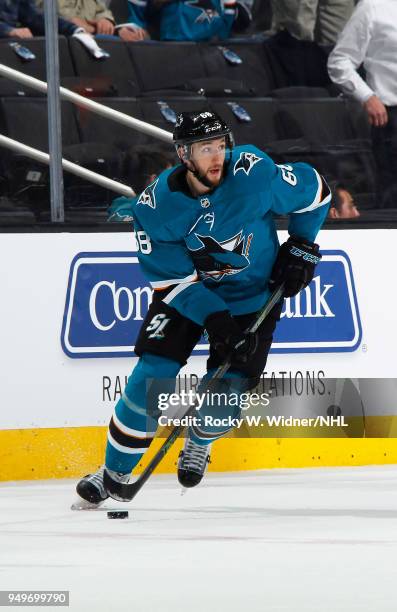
173;111;234;188
173;110;234;149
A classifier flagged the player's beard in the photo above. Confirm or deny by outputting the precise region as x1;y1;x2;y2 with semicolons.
186;159;225;190
203;165;223;187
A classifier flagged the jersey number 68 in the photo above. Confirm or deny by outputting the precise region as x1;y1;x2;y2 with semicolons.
278;164;297;187
135;230;152;254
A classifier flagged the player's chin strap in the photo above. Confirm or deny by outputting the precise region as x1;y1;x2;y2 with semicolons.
103;283;285;503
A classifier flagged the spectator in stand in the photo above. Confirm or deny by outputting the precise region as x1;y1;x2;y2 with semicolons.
328;184;360;219
270;0;355;45
108;146;174;222
126;0;251;42
36;0;113;34
0;0;82;38
35;0;143;41
327;0;397;208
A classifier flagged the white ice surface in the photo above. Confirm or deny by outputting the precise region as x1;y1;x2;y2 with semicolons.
1;466;397;612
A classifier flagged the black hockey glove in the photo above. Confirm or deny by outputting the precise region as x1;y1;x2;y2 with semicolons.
205;311;258;363
269;235;322;298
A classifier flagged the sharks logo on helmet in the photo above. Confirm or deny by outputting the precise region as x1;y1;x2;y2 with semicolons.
233;151;263;176
189;231;253;281
137;178;159;210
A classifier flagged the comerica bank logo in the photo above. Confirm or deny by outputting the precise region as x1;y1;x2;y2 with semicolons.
61;250;361;359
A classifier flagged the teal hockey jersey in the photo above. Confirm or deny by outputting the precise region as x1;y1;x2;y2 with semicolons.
132;145;331;326
127;0;236;42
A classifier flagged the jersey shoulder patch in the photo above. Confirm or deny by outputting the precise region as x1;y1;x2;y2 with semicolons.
233;151;263;176
137;178;159;210
133;169;199;242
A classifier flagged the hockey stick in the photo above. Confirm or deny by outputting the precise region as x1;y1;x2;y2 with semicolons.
104;284;285;502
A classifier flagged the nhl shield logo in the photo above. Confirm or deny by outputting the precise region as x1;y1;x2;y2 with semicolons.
200;197;211;208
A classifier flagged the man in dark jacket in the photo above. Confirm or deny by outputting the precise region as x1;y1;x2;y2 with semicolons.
0;0;79;38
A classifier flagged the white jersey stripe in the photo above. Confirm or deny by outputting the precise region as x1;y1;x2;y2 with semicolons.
107;431;147;455
151;271;198;289
162;280;196;305
292;168;331;214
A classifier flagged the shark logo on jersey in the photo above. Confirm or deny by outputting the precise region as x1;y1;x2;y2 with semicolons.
200;197;211;208
185;0;220;22
190;230;253;281
137;178;159;210
233;152;263;176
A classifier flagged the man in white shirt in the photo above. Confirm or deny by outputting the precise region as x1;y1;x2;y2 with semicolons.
327;0;397;207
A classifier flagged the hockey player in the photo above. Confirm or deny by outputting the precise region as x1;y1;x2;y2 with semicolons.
75;110;331;506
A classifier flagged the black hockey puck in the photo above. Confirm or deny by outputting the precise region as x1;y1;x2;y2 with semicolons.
107;511;129;519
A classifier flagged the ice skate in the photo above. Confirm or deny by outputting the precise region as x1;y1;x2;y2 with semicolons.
72;466;130;509
177;438;211;488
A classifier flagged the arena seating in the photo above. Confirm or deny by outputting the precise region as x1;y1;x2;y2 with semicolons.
0;37;74;90
129;42;206;92
68;37;141;97
74;98;147;147
208;98;280;147
0;36;382;225
140;96;208;131
199;43;274;96
0;97;79;149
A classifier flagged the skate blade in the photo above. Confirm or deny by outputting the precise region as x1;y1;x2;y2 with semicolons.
71;497;106;511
